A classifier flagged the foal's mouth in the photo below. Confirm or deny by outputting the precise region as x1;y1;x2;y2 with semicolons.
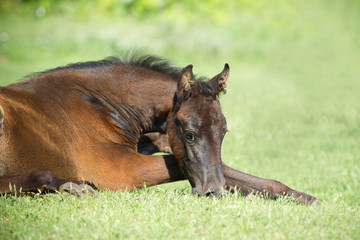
193;185;229;197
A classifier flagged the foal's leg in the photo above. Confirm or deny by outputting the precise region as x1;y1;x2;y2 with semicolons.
222;163;319;205
0;171;67;194
0;171;96;197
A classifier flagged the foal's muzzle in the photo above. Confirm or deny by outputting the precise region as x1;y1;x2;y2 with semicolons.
190;163;227;197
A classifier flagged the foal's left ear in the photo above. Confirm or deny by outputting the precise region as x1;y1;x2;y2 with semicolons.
208;63;230;96
177;64;195;100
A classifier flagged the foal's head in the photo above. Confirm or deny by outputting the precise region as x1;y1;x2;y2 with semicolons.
167;64;229;196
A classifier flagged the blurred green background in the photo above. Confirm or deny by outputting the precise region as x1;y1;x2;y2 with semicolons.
1;0;359;85
1;1;360;239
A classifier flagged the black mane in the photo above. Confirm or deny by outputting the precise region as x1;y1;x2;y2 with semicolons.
29;53;214;95
30;54;184;81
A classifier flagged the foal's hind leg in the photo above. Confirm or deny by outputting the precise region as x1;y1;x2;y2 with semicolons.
0;171;68;194
0;171;96;197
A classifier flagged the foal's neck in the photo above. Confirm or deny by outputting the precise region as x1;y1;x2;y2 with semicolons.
81;66;179;146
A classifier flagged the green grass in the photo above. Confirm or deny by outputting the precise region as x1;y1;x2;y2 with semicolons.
1;1;360;239
1;189;358;240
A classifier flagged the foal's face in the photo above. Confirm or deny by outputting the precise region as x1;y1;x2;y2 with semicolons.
168;64;229;196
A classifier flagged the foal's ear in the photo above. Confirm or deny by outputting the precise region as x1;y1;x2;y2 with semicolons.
208;63;230;96
177;65;195;100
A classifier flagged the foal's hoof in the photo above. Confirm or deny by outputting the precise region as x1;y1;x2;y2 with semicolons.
310;198;320;206
59;182;96;197
78;183;97;196
295;195;320;206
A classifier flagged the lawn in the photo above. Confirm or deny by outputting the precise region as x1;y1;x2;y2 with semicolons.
1;1;359;239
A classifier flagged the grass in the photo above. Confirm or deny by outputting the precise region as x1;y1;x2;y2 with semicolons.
0;189;358;240
1;1;360;239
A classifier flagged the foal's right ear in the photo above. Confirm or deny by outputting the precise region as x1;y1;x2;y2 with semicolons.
177;65;195;100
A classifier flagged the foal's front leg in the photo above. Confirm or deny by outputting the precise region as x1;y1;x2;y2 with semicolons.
222;163;319;205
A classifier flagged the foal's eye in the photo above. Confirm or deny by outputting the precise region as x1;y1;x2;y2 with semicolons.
185;131;196;142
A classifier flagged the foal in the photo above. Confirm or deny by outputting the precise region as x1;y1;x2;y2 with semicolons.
0;55;318;204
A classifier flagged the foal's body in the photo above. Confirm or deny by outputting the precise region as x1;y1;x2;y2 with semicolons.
0;56;318;204
1;61;182;190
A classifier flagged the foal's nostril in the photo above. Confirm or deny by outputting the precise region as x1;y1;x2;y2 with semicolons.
205;191;215;197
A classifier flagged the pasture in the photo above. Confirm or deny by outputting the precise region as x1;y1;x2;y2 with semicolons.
1;1;359;239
